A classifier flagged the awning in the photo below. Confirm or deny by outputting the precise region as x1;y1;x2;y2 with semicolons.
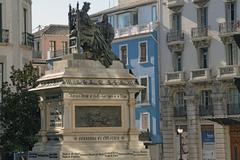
205;116;240;125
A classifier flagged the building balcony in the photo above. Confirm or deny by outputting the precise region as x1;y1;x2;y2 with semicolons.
167;30;184;43
217;65;239;80
47;49;66;60
165;71;185;86
0;29;9;44
227;104;240;115
114;21;158;39
191;26;210;40
174;105;187;117
219;20;240;37
167;0;184;9
199;105;214;117
22;32;34;47
189;68;211;83
167;30;185;51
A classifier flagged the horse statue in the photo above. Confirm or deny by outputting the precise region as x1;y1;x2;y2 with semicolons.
68;2;117;68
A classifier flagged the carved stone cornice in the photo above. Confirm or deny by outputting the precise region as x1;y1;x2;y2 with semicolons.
168;6;183;12
167;0;184;12
168;42;184;52
192;37;211;49
220;35;234;44
193;0;210;7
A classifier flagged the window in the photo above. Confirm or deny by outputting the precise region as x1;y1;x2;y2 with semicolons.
140;76;149;104
117;11;138;28
225;2;236;23
108;15;115;27
140;112;150;131
36;41;40;51
199;47;208;69
23;8;27;33
197;7;208;27
201;90;212;107
62;41;68;54
175;92;186;117
50;41;56;52
0;3;2;42
174;52;182;71
201;125;215;160
200;90;213;116
132;11;138;26
118;13;130;28
225;2;236;32
120;45;128;65
226;43;238;65
0;63;3;103
139;41;147;63
151;5;157;21
228;88;240;105
176;92;186;107
171;12;181;31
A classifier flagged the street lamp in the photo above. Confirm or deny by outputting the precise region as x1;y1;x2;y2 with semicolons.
177;128;183;160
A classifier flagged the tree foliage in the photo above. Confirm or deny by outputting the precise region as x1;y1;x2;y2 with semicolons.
0;62;40;152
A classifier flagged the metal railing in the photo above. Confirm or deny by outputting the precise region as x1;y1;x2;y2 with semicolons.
0;29;9;43
227;104;240;115
22;32;34;47
48;49;67;59
191;26;209;38
219;20;240;34
167;30;184;43
115;21;158;38
167;72;180;81
174;105;187;117
199;105;214;116
191;69;206;78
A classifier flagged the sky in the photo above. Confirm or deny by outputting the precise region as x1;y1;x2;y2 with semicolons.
32;0;118;32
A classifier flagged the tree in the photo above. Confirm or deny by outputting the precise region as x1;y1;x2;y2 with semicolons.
0;62;40;153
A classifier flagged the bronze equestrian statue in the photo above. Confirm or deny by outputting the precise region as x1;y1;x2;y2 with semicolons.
68;2;117;68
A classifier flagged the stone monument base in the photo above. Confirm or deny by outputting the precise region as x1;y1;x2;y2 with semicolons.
29;56;150;160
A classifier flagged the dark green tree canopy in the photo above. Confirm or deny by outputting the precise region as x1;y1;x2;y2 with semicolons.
0;62;40;152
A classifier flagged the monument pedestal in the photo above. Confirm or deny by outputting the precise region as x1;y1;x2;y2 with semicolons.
29;55;150;160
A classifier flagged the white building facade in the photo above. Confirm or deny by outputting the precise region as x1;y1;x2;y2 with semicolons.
0;0;33;86
0;0;33;158
159;0;240;160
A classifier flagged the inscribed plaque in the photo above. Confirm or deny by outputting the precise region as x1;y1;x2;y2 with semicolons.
75;106;121;127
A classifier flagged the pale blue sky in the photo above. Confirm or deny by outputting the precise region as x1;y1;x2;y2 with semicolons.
32;0;118;31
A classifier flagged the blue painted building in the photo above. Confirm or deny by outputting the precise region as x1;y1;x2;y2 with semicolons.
92;0;161;158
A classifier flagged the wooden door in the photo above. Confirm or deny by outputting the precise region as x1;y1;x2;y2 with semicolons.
230;126;240;160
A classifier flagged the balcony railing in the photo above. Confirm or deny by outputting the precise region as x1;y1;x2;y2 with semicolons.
22;32;34;47
114;22;158;39
167;30;184;43
191;26;209;39
217;65;239;80
199;105;213;116
47;49;67;60
190;68;211;82
0;29;9;43
174;105;187;117
219;20;240;34
227;104;240;115
165;71;185;85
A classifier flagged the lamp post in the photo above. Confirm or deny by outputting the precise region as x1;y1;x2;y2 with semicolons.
177;128;183;160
